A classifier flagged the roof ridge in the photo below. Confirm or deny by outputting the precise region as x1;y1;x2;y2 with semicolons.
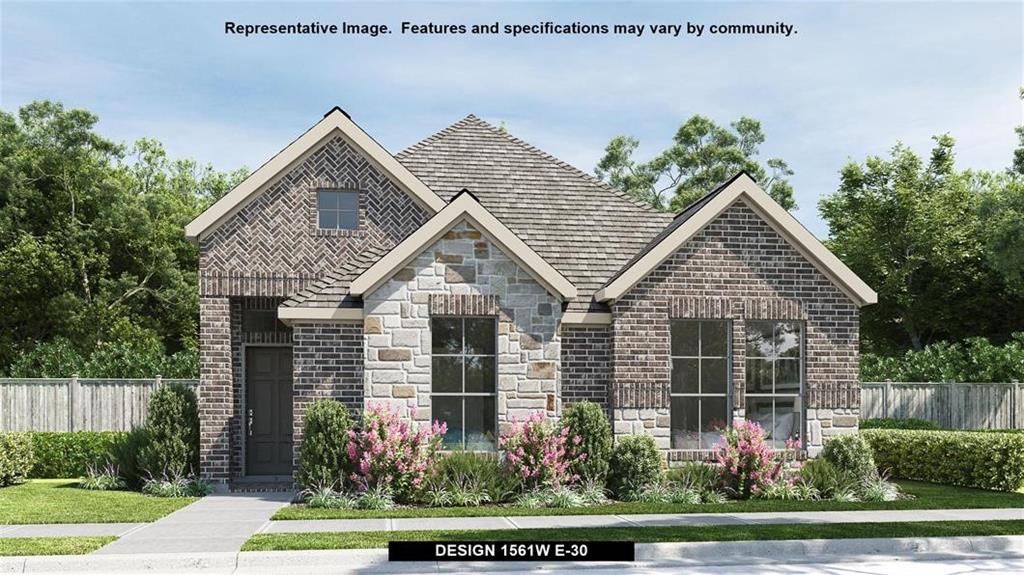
397;114;480;158
461;116;668;216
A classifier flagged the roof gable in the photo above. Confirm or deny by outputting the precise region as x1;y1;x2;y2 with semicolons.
185;108;446;239
596;172;877;307
349;190;577;300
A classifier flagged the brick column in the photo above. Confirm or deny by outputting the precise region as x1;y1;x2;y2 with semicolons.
199;296;233;485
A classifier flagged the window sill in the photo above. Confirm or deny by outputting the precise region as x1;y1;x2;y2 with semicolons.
313;228;368;238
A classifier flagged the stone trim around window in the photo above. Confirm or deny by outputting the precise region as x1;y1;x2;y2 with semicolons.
428;294;502;317
307;180;369;238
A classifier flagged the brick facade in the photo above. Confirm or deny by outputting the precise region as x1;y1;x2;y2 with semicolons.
611;199;860;455
560;326;612;411
198;296;232;483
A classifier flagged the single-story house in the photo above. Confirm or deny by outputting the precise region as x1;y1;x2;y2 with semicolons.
185;108;876;486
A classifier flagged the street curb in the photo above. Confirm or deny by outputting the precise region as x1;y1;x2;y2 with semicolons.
3;535;1024;572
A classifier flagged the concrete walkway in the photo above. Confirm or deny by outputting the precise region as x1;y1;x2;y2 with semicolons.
93;491;292;554
259;506;1024;534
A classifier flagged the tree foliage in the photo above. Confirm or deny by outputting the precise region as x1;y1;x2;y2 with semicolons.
595;115;795;211
0;101;246;376
820;135;1024;352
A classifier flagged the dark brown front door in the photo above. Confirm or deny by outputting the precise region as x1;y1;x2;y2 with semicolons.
245;346;293;476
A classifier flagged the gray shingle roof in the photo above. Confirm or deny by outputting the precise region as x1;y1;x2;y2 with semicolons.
281;245;388;308
284;115;674;312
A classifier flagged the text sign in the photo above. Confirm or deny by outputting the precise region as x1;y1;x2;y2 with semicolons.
388;541;634;562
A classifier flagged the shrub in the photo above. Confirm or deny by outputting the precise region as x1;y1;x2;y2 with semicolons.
667;462;719;493
606;434;663;499
863;428;1024;491
80;462;126;491
304;487;355;509
141;476;212;497
860;333;1024;383
110;427;149;488
354;485;395;510
860;471;903;502
28;431;127;478
860;418;940;430
821;434;877;482
345;403;445;501
0;432;33;487
296;399;353;490
138;384;199;479
799;458;844;498
500;412;584;490
435;451;520;503
713;420;781;499
628;483;702;504
561;402;613;482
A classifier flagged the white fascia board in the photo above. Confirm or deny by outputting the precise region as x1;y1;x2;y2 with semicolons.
349;193;577;300
185;108;446;240
596;174;877;307
277;306;363;323
561;312;612;325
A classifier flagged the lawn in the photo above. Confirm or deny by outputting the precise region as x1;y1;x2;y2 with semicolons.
273;480;1024;520
0;536;116;556
0;480;197;524
243;519;1024;551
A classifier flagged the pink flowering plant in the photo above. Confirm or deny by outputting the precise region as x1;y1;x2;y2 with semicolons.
345;403;446;502
713;419;794;499
500;412;585;490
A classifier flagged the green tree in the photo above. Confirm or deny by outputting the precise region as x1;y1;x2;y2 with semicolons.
820;135;1022;352
0;101;246;376
595;115;795;211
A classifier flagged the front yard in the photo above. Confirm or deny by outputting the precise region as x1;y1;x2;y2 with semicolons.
0;480;196;524
0;537;116;556
243;519;1024;551
274;480;1024;520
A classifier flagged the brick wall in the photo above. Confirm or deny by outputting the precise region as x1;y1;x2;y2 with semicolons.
611;199;860;454
198;296;232;483
292;323;364;469
561;326;611;411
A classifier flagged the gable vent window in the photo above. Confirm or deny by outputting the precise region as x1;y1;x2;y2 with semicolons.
317;190;360;230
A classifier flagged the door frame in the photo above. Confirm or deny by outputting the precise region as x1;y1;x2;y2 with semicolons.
240;343;294;479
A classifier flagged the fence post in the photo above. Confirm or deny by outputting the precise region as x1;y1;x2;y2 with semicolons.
68;373;80;432
154;374;163;389
1014;379;1021;430
884;379;892;419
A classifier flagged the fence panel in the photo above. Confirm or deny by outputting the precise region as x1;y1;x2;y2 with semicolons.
861;381;1023;430
0;378;198;432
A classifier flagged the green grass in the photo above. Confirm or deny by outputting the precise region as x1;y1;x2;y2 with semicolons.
273;480;1024;520
243;519;1024;551
0;536;116;556
0;480;197;524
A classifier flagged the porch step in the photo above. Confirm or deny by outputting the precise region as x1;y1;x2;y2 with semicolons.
228;481;295;495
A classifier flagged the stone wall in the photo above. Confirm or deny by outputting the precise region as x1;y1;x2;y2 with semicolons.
363;221;562;432
611;199;860;455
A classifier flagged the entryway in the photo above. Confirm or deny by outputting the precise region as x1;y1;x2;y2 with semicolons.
244;346;293;477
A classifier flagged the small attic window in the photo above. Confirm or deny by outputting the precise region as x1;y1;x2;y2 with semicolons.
317;190;359;230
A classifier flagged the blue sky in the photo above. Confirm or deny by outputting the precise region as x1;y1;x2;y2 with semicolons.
2;1;1021;237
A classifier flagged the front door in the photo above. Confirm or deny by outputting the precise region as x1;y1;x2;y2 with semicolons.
245;346;293;476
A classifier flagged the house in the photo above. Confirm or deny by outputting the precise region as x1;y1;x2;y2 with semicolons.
185;108;876;485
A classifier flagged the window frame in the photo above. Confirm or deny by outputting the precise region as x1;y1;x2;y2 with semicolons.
430;316;498;450
744;320;805;448
669;319;732;450
316;189;361;231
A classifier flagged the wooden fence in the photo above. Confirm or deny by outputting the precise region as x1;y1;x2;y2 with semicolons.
0;377;199;432
861;381;1024;430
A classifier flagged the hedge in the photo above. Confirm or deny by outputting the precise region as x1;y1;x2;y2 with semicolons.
28;432;127;479
862;429;1024;491
0;432;33;486
860;418;940;430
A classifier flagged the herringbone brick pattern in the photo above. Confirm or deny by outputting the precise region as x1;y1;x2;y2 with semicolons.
199;135;428;297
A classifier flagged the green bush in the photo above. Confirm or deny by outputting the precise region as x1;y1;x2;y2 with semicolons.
28;432;127;478
0;432;34;487
863;429;1024;491
666;462;719;493
860;418;940;430
435;451;521;503
860;332;1024;383
561;401;613;481
296;399;353;490
138;384;199;478
607;435;664;499
821;434;877;482
799;458;843;498
110;428;149;488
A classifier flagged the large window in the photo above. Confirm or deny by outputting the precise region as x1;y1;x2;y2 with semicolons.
317;190;359;230
745;321;803;447
670;320;730;449
431;317;497;450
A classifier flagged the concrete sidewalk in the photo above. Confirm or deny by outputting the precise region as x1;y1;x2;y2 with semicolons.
93;491;292;554
258;506;1024;534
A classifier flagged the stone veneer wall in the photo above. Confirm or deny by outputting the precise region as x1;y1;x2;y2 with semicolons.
611;199;860;456
292;323;364;471
363;221;562;432
560;326;612;411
